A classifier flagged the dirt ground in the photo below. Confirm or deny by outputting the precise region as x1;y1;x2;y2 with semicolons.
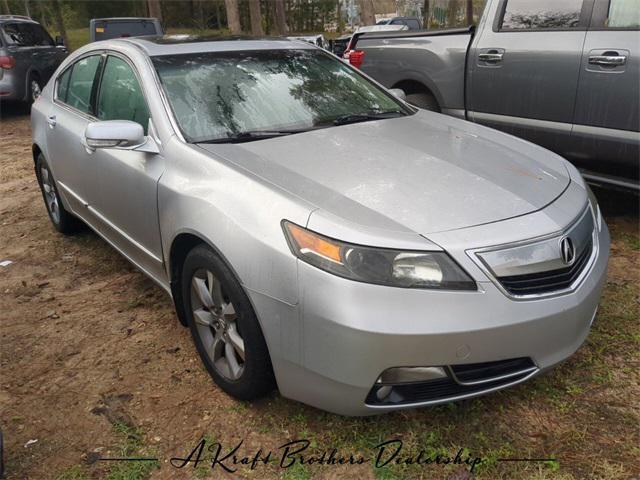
1;104;638;480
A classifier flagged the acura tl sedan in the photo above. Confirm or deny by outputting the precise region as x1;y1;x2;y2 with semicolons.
31;36;610;416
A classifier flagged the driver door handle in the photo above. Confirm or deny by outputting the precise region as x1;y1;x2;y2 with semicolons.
47;115;56;127
478;52;504;63
588;55;627;66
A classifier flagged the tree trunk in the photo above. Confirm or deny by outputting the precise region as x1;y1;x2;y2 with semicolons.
357;0;375;26
447;0;459;26
466;0;473;25
224;0;241;34
50;0;67;40
248;0;263;35
274;0;287;35
23;0;30;17
2;0;9;15
147;0;162;22
422;0;430;29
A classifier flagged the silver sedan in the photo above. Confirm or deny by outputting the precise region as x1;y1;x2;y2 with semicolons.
31;36;610;415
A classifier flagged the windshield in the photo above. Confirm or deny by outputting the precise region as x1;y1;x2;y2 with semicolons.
152;49;410;143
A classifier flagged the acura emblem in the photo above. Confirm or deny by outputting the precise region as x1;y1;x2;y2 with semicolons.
560;237;575;265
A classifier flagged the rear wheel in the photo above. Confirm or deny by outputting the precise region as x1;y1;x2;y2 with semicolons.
181;245;276;400
406;92;440;112
35;154;83;234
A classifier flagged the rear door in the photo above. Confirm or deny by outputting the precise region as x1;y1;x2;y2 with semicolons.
570;0;640;183
467;0;594;155
46;54;103;216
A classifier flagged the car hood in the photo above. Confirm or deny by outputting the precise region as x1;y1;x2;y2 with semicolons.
198;111;570;235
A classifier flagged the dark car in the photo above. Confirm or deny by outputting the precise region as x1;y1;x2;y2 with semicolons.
89;17;163;42
0;15;67;103
376;16;422;30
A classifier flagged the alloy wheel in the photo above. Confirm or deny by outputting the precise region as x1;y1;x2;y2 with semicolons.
190;268;245;380
40;165;60;224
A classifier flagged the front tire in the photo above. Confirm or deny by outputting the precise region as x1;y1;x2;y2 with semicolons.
35;154;82;234
406;92;440;112
181;245;276;400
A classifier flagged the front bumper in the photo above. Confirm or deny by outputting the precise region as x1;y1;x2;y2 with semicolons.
249;211;609;416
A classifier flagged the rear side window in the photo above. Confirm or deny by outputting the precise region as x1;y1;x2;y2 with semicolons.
406;19;421;30
56;67;72;102
500;0;584;30
1;23;53;46
65;55;102;114
96;56;150;133
604;0;640;28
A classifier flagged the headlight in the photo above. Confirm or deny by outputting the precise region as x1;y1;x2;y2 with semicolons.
282;221;476;290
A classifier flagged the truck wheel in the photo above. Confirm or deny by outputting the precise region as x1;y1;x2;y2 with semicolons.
181;245;276;400
406;92;440;112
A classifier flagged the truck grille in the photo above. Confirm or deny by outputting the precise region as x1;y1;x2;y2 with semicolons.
498;240;593;296
366;357;537;406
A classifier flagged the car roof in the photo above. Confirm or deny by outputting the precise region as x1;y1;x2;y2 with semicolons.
0;15;39;25
117;35;316;56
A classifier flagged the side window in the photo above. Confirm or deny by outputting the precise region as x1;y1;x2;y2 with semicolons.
65;55;102;114
2;23;29;46
500;0;584;30
407;19;420;30
96;56;150;134
28;24;54;46
604;0;640;28
56;67;72;102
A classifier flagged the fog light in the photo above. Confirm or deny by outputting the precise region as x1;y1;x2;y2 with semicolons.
377;366;447;385
376;385;393;401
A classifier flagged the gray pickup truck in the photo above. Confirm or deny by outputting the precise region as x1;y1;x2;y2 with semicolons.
348;0;639;190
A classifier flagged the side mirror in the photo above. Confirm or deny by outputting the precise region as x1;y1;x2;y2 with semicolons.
85;120;145;150
389;88;406;102
55;35;65;47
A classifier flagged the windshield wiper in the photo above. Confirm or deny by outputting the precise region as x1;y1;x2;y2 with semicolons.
332;110;404;126
197;129;307;144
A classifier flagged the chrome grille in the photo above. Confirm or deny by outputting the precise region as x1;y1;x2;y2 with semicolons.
498;240;593;295
475;207;596;297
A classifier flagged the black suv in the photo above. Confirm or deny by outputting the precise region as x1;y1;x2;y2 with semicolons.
0;15;67;103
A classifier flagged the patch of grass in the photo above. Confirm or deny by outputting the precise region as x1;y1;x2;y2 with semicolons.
620;232;640;251
193;434;217;479
280;461;312;480
103;423;159;480
55;465;90;480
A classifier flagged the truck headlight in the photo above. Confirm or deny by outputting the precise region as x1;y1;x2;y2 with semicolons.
283;221;476;290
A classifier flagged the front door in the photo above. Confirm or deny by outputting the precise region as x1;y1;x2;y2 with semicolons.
88;53;166;279
570;0;640;184
468;0;593;156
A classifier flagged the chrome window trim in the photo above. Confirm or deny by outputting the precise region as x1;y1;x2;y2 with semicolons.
467;204;599;301
53;50;105;122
